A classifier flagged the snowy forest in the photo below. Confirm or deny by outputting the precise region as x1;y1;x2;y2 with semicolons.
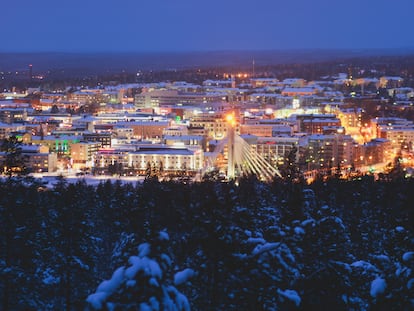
0;175;413;310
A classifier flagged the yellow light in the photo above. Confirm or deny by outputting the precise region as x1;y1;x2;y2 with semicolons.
226;114;234;123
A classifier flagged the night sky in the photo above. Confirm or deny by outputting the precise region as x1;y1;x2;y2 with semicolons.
1;0;414;52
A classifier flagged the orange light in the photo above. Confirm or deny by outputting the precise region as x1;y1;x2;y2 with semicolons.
226;114;236;126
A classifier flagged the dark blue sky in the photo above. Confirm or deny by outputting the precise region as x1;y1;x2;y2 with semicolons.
2;0;413;52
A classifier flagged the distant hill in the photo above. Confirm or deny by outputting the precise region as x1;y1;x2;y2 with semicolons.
1;49;414;74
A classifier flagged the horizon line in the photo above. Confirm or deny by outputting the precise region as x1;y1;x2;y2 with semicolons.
1;47;414;54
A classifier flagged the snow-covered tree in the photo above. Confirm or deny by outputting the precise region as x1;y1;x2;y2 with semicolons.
87;231;191;310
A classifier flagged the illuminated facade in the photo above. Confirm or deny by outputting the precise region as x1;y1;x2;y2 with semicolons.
252;136;303;167
306;134;355;170
239;124;274;137
29;135;81;156
190;112;237;140
135;89;224;109
70;142;101;169
94;146;203;173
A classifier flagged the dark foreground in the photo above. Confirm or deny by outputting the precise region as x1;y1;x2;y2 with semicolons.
0;175;413;310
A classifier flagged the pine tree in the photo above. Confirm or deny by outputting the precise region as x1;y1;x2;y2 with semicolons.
0;135;28;177
86;231;191;310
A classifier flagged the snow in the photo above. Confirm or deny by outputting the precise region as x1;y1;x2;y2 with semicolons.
395;226;405;232
159;230;169;241
149;277;159;287
370;277;386;297
96;267;125;294
174;268;195;285
301;219;315;227
138;243;151;257
149;297;160;310
407;279;414;290
402;251;414;262
126;280;136;287
42;268;60;285
351;260;378;272
87;292;108;310
246;237;266;244
174;292;191;311
160;253;172;267
72;256;90;270
252;242;280;256
139;302;152;311
294;227;305;235
277;289;301;306
125;256;162;280
164;286;190;311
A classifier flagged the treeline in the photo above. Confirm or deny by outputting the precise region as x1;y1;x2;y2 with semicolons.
0;175;413;310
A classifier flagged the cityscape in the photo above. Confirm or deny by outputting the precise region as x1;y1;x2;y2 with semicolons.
1;54;414;183
1;0;414;310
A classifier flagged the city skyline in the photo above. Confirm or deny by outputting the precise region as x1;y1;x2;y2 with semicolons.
2;0;414;52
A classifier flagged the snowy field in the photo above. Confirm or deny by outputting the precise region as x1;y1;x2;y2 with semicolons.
30;172;146;187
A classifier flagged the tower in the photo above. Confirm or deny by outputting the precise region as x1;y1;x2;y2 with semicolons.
252;58;255;79
29;64;33;80
226;113;236;179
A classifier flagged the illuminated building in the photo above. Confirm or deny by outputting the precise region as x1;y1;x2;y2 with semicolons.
82;133;112;148
202;79;235;88
373;117;414;151
380;128;414;152
163;135;205;149
0;123;26;139
379;76;403;88
296;114;341;134
282;78;307;87
239;123;274;137
250;78;279;88
0;144;57;173
281;87;319;97
29;135;81;156
116;120;170;141
70;142;101;169
94;146;203;174
134;89;225;109
252;136;305;168
190;112;237;140
0;108;27;124
337;108;362;128
306;134;355;170
354;138;391;167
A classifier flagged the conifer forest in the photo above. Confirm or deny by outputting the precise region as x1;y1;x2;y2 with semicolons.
0;175;413;310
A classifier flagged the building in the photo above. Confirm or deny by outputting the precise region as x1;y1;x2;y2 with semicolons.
296;114;341;134
70;141;101;169
116;120;170;141
306;134;355;170
239;124;274;137
252;136;304;168
135;89;225;109
163;135;206;149
82;133;112;148
0;144;57;173
94;145;204;175
379;76;403;88
190;112;236;140
29;135;82;156
354;138;391;167
0;108;27;124
0;123;26;139
281;87;318;97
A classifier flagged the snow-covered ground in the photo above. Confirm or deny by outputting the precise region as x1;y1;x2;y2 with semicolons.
30;172;146;187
